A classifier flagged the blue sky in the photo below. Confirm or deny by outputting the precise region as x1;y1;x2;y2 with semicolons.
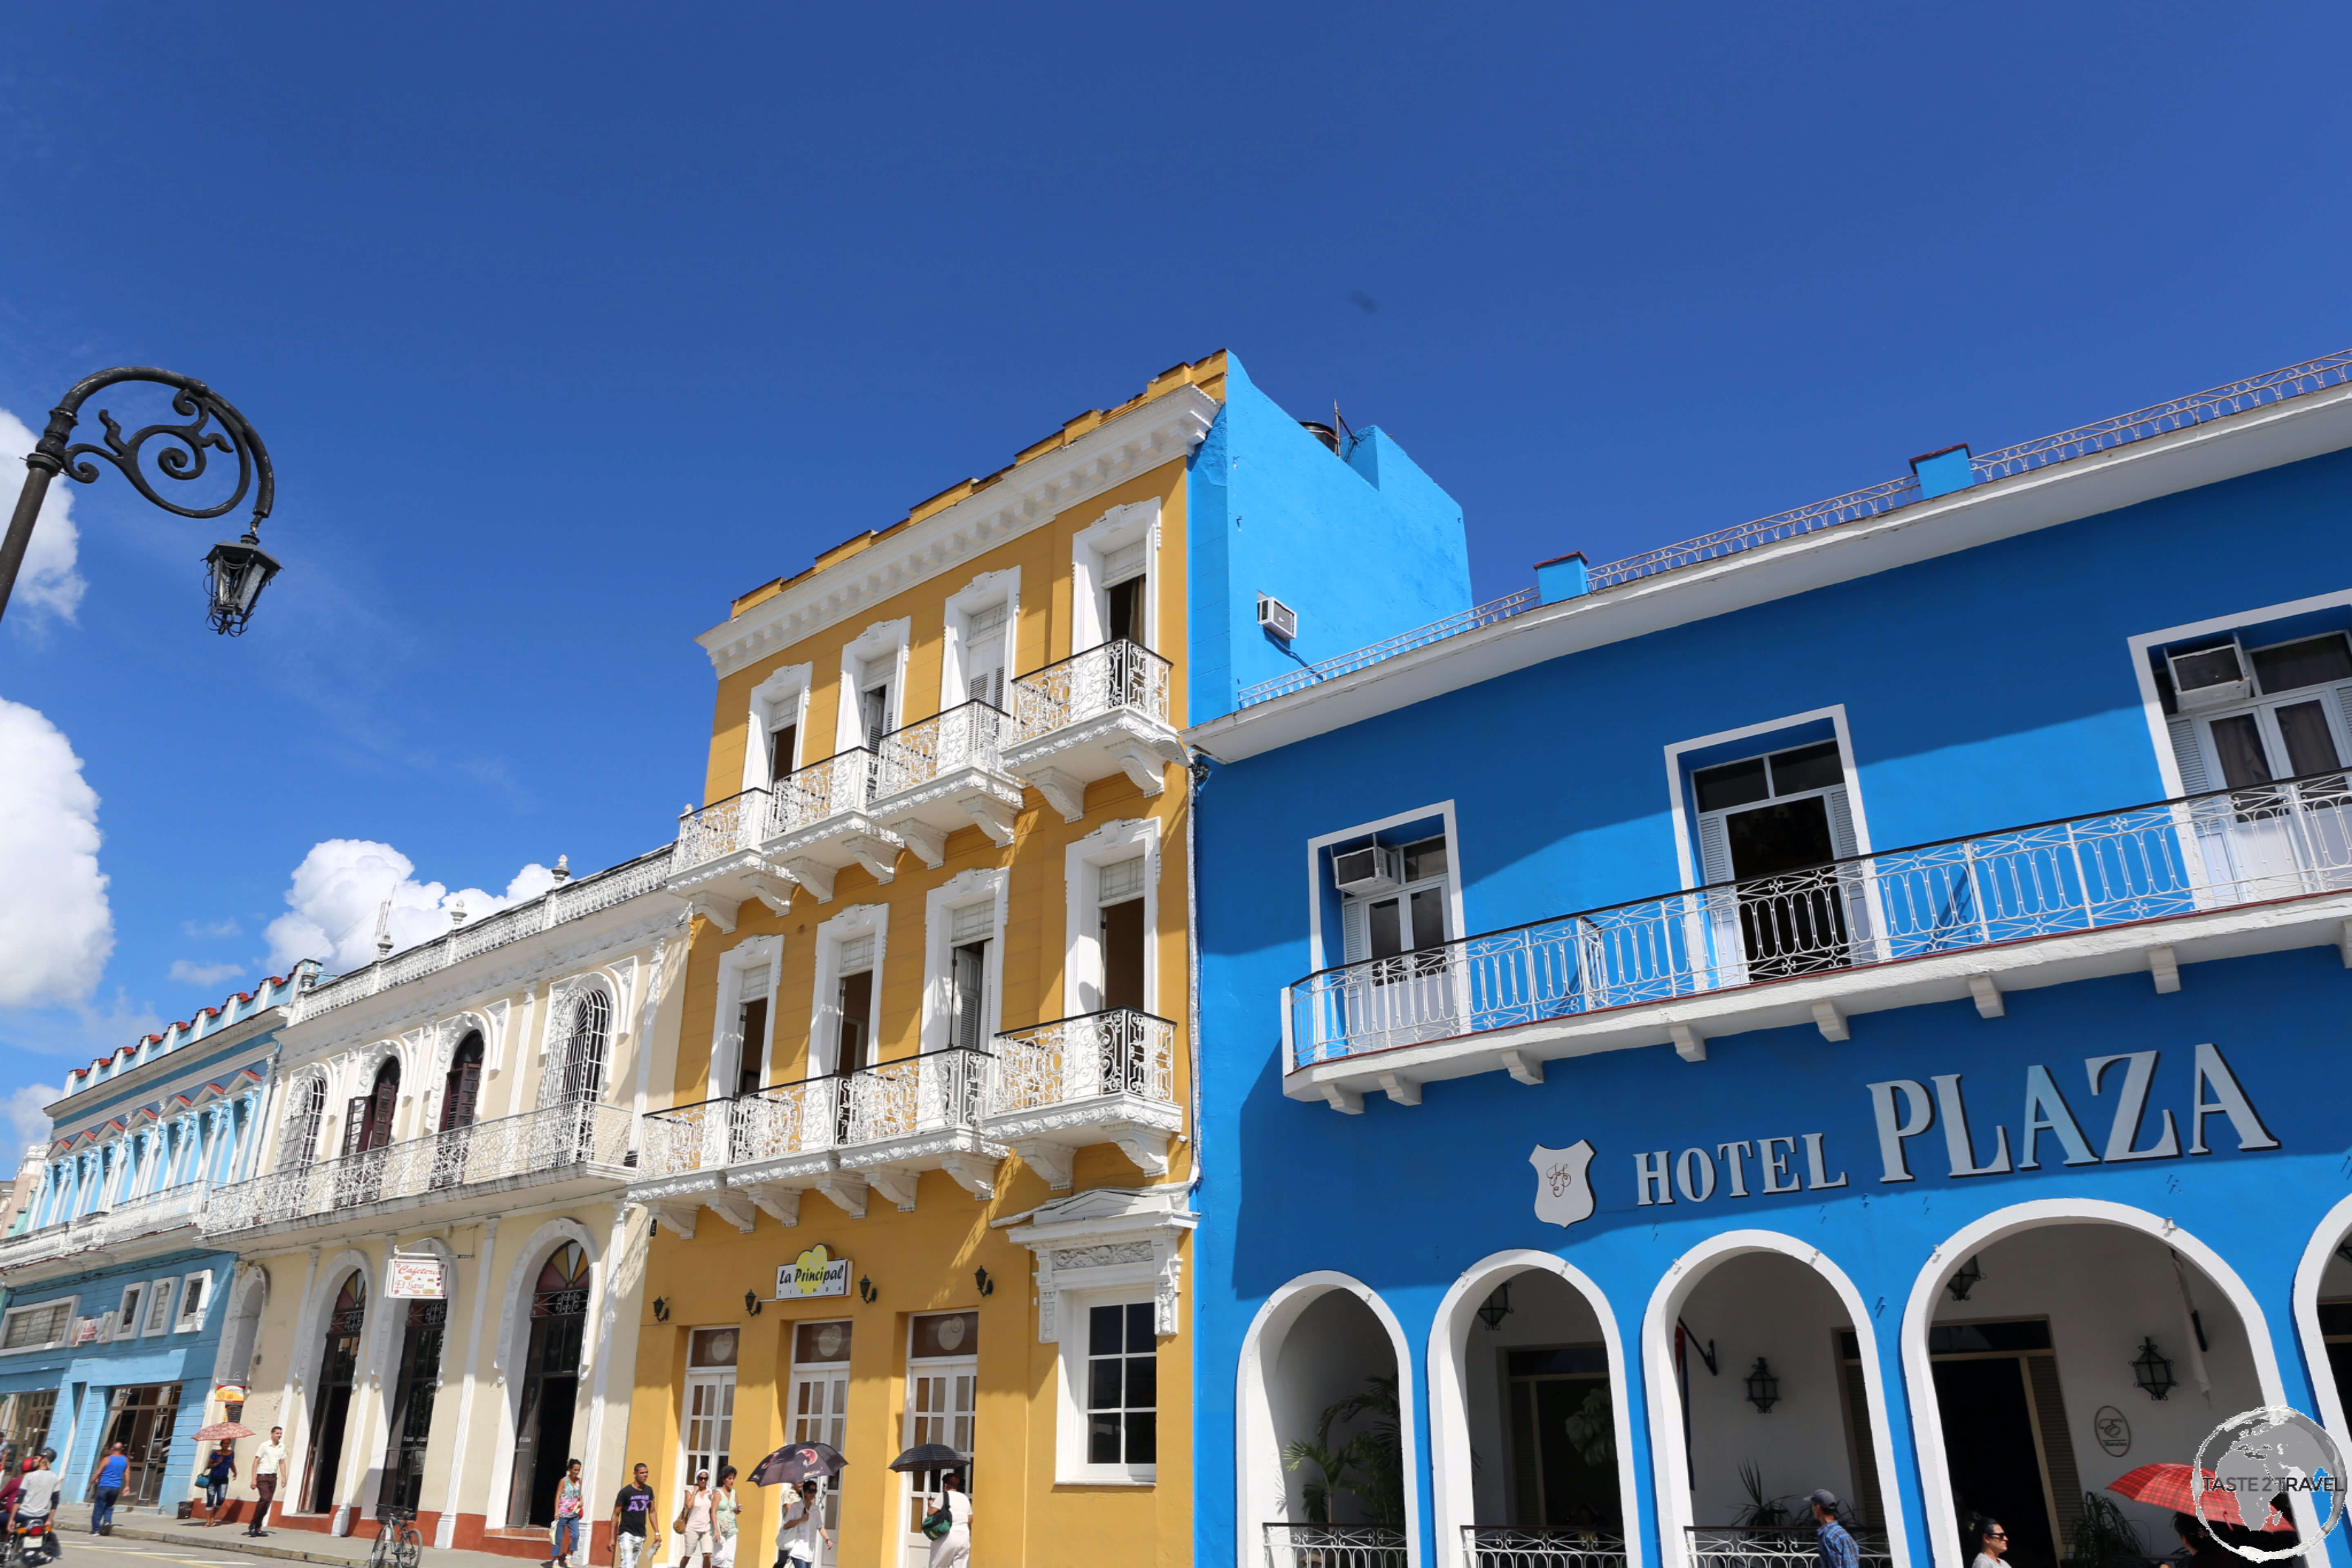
2;2;2347;1116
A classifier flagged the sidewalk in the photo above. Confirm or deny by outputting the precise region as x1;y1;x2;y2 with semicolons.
49;1504;535;1568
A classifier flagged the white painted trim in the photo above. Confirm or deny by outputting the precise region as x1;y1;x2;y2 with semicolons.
1429;1250;1643;1568
742;663;814;793
1051;1280;1160;1486
485;1217;601;1534
833;619;913;757
1303;802;1465;976
922;868;1009;1054
0;1294;77;1356
1902;1200;2308;1568
2126;588;2352;798
939;568;1022;713
2292;1196;2352;1468
1642;1230;1911;1568
710;935;784;1097
1071;500;1162;656
1062;817;1164;1018
1235;1271;1425;1568
808;904;888;1077
1662;705;1870;891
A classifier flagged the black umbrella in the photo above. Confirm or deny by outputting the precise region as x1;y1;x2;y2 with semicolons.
887;1443;963;1474
748;1443;846;1487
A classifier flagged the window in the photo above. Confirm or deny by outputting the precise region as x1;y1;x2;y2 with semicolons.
963;602;1010;710
0;1300;71;1352
1690;738;1864;979
1102;541;1147;649
2187;634;2352;789
1097;858;1146;1014
0;1390;55;1454
553;991;611;1103
142;1277;177;1336
282;1078;327;1170
175;1272;212;1333
947;904;994;1051
116;1283;146;1340
904;1313;978;1549
835;935;876;1075
1084;1303;1157;1470
858;655;895;752
1341;836;1452;973
768;721;800;786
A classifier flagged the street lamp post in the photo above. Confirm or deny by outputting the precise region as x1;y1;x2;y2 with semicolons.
0;366;281;633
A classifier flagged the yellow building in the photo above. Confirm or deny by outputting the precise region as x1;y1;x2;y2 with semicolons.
626;355;1226;1568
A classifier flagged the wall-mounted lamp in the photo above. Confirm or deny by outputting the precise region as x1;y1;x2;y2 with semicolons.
744;1290;763;1317
2131;1337;2176;1401
1946;1256;1984;1301
1475;1284;1513;1330
1744;1357;1781;1414
652;1298;669;1323
974;1267;993;1298
858;1275;877;1305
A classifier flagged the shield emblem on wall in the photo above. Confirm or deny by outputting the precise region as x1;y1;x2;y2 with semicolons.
1529;1138;1597;1229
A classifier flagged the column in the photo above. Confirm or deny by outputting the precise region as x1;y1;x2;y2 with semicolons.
579;1202;641;1560
434;1216;499;1551
274;1247;320;1526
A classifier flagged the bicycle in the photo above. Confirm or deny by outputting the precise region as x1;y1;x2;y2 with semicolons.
370;1506;422;1568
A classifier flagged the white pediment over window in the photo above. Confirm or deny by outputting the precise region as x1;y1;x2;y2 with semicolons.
993;1184;1196;1342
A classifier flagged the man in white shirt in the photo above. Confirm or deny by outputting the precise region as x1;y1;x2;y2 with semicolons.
246;1428;287;1538
16;1454;62;1563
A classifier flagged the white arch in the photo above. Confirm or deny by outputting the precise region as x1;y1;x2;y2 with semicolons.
484;1217;601;1531
211;1264;271;1388
2292;1194;2352;1462
286;1249;374;1517
1235;1271;1425;1568
1903;1200;2305;1568
1430;1251;1642;1568
1643;1231;1913;1568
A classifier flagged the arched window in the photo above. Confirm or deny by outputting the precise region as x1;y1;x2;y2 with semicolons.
281;1079;327;1171
551;992;610;1105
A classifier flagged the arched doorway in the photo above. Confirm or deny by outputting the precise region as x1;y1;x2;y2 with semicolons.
433;1034;483;1191
1434;1258;1633;1568
339;1058;400;1205
305;1273;367;1514
553;993;610;1104
1242;1276;1415;1568
378;1289;448;1514
1913;1216;2274;1568
508;1243;590;1527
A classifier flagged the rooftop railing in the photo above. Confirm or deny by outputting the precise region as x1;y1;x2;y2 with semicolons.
0;1180;208;1268
1287;770;2352;1070
873;699;1015;801
202;1099;634;1234
1010;638;1171;737
1237;348;2352;709
296;848;673;1019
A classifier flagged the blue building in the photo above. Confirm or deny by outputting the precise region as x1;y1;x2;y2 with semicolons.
1186;352;2352;1568
0;967;312;1513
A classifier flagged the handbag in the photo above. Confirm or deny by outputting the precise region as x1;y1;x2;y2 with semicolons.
920;1504;952;1542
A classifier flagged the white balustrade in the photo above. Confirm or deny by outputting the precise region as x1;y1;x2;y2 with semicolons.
1686;1527;1891;1568
1462;1527;1628;1568
987;1010;1175;1115
1010;639;1170;738
638;1050;993;1176
1262;1524;1408;1568
873;700;1013;800
0;1180;210;1268
770;750;879;836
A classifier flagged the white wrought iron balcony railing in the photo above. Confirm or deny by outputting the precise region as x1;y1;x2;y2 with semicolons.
296;848;675;1019
841;1046;991;1146
1462;1526;1628;1568
677;788;772;873
1287;771;2352;1070
201;1100;635;1235
873;699;1016;802
0;1180;209;1269
772;748;882;838
986;1009;1176;1116
637;1048;996;1178
1011;639;1171;737
1262;1523;1408;1568
1238;347;2352;708
1685;1526;1892;1568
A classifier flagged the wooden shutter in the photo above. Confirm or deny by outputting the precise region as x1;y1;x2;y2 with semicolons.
1697;813;1734;885
341;1098;370;1157
2026;1352;2085;1550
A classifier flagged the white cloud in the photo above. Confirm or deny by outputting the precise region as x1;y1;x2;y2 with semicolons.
0;1083;62;1158
0;699;111;1007
0;408;85;624
181;917;242;939
263;840;559;974
167;959;244;987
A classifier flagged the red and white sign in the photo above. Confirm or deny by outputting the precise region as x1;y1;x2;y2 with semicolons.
385;1257;446;1299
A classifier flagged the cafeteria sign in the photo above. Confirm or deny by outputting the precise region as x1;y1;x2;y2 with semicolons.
777;1245;851;1301
386;1256;447;1300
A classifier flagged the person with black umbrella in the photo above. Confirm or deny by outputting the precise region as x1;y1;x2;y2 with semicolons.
775;1481;830;1568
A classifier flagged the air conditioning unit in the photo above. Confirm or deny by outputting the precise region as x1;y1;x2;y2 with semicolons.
2169;639;2251;711
1256;593;1298;643
1333;843;1403;895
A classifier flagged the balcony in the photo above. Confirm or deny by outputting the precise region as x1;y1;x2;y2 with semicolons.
982;1009;1182;1189
1001;639;1186;820
669;751;905;918
630;1047;1007;1231
1685;1526;1891;1568
201;1100;635;1241
1262;1524;1406;1568
1285;773;2352;1111
1462;1527;1628;1568
869;699;1024;865
0;1181;209;1276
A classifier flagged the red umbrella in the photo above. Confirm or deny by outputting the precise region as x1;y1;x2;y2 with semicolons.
2107;1463;2247;1527
192;1422;254;1443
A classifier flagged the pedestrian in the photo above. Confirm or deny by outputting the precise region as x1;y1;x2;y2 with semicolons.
1805;1490;1858;1568
776;1481;829;1568
17;1452;62;1564
1966;1517;2006;1568
2175;1513;2240;1568
710;1468;738;1568
203;1443;238;1524
611;1462;658;1568
247;1428;286;1537
674;1469;715;1568
549;1458;585;1568
89;1445;128;1535
922;1472;971;1568
0;1455;23;1539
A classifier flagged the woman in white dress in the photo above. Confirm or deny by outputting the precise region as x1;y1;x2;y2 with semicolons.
925;1472;971;1568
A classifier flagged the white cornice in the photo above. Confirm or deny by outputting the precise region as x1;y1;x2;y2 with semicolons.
699;386;1220;679
1191;379;2352;760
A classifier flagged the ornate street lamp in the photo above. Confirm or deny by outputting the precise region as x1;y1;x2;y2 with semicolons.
1476;1283;1515;1330
1744;1356;1781;1413
2131;1337;2176;1401
0;366;280;633
1946;1255;1984;1301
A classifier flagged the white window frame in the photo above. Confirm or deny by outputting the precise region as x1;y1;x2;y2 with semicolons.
2130;589;2352;796
1070;501;1160;655
140;1276;177;1337
1303;802;1465;976
809;905;888;1077
742;662;815;793
922;868;1008;1054
712;936;785;1095
0;1296;76;1356
1063;817;1162;1018
834;619;913;757
174;1270;213;1333
1662;706;1872;890
114;1283;146;1341
939;568;1021;713
1054;1285;1160;1486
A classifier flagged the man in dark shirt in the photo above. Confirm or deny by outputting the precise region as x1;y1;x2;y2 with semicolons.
610;1463;657;1568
